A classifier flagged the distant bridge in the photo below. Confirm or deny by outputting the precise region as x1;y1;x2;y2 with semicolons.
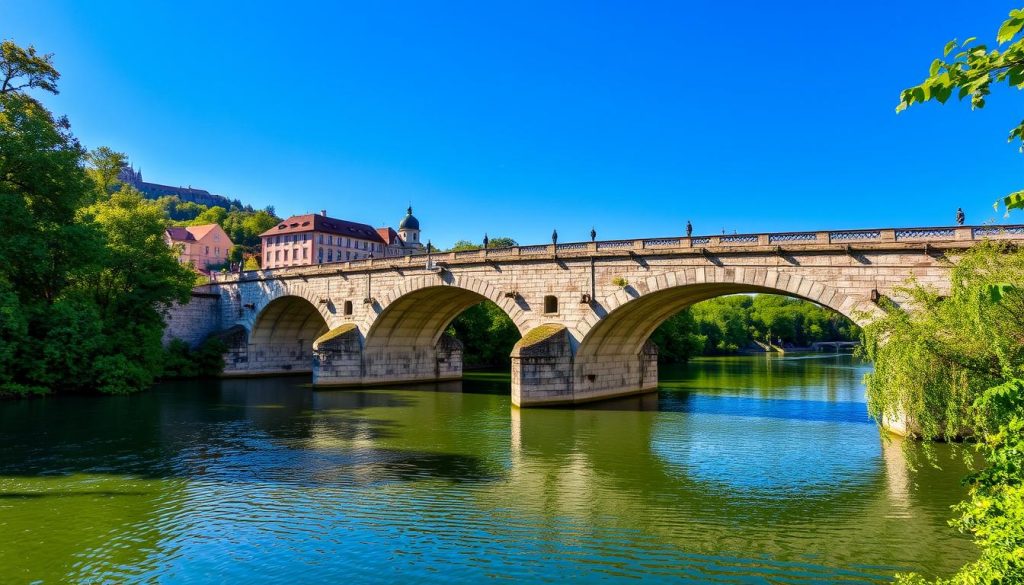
810;341;860;352
165;224;1024;407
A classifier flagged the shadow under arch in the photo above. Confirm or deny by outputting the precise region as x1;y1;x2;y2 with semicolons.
349;276;530;386
246;295;330;374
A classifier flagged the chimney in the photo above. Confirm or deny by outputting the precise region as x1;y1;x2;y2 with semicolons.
321;209;327;217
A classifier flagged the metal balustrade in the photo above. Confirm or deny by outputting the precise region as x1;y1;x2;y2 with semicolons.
829;230;881;241
642;238;679;247
519;245;548;254
896;228;956;240
556;243;588;251
596;240;634;250
769;232;818;243
720;234;759;244
974;226;1024;237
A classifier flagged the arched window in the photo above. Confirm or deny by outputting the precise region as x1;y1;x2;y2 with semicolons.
327;249;333;262
343;300;353;316
544;295;558;314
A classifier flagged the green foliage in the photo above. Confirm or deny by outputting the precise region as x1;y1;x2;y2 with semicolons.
161;338;227;379
86;147;127;196
242;256;261;271
447;301;521;367
0;40;59;96
648;309;707;362
488;237;518;248
612;276;629;287
0;40;198;396
865;246;1024;584
897;8;1024;215
654;295;860;362
447;236;518;252
863;244;1024;440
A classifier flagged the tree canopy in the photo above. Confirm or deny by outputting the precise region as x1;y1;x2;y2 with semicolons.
0;40;201;396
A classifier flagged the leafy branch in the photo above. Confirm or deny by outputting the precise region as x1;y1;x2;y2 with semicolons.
896;8;1024;215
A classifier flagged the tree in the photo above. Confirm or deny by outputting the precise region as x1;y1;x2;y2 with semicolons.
86;147;128;197
488;237;518;248
648;309;706;362
0;40;59;97
447;301;521;367
0;41;203;396
448;240;477;252
885;9;1024;583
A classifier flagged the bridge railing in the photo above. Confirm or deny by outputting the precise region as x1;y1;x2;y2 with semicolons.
206;224;1024;283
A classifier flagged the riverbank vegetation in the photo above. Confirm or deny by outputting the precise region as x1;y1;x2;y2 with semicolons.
0;41;201;397
876;8;1024;583
447;293;860;368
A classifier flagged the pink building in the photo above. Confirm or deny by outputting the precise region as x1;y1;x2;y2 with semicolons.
260;208;425;269
165;223;233;272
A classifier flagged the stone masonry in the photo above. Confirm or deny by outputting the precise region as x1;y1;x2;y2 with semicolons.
164;225;1024;406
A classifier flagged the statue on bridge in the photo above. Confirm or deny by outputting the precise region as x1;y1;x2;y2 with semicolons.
956;207;965;226
686;220;692;238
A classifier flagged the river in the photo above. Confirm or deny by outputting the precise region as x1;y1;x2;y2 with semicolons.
0;354;975;583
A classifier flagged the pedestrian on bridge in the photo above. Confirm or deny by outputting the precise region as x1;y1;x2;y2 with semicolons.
956;207;965;226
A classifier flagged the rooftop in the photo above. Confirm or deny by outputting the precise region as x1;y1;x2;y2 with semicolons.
261;213;387;244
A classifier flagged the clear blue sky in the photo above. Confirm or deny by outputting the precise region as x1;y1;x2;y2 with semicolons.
5;1;1023;247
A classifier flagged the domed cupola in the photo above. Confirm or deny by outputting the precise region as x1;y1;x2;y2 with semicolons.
398;206;420;231
397;206;422;245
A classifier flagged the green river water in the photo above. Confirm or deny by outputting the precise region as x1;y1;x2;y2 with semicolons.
0;354;975;583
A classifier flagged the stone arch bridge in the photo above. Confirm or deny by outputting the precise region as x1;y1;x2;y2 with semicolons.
169;225;1024;407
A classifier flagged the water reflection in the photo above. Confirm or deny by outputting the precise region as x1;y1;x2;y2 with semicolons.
0;355;976;584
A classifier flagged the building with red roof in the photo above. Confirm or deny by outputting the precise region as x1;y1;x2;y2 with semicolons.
259;207;423;269
164;223;233;272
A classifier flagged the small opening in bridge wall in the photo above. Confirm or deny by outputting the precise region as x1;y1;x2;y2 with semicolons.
543;295;558;314
343;300;353;316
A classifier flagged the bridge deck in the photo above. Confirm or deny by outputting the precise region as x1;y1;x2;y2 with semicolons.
211;224;1024;284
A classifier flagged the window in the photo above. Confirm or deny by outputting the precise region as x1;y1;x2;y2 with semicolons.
266;252;270;263
318;234;324;244
346;238;350;247
327;249;333;262
284;250;289;261
275;251;280;261
544;295;558;314
318;248;323;263
215;247;219;255
328;235;333;245
302;248;307;259
276;236;280;245
343;300;353;316
346;251;350;260
205;246;210;255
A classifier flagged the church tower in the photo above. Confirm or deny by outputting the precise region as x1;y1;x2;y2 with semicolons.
398;206;422;247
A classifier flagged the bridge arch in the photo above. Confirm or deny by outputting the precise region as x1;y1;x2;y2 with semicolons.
241;280;335;334
564;268;881;403
245;293;330;374
577;267;879;360
362;273;532;349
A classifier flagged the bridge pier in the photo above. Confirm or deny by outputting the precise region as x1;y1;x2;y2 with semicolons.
511;324;659;406
312;324;464;386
